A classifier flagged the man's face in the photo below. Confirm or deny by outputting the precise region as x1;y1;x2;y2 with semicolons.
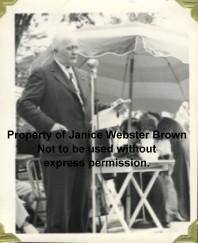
55;37;79;66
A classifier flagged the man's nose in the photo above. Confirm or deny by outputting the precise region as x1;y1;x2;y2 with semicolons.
72;49;78;55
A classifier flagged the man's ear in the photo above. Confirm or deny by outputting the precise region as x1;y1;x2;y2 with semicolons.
53;49;58;54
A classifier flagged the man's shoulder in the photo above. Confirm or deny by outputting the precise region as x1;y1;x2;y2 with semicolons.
30;61;54;75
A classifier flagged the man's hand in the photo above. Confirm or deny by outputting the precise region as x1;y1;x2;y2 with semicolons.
50;123;68;132
111;98;131;114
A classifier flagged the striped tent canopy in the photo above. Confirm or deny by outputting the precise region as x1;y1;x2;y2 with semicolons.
75;22;189;114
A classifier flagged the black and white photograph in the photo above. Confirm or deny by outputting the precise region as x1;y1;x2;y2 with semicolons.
0;0;197;242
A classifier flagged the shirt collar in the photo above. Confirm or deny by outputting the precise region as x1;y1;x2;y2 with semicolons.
54;58;72;72
54;58;67;70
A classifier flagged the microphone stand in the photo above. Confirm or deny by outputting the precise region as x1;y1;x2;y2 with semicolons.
87;59;98;233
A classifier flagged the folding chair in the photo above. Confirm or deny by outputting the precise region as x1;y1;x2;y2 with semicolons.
26;158;46;226
16;154;34;180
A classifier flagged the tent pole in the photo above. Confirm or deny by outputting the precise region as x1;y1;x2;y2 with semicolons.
164;57;189;115
121;53;131;98
126;52;135;224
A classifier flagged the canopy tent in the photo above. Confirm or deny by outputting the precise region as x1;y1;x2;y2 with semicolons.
75;22;188;63
30;22;189;114
75;23;189;114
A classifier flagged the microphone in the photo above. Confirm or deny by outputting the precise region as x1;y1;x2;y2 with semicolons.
86;59;99;69
86;59;99;79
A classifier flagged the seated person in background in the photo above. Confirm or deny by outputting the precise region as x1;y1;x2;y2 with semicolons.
16;195;39;233
139;112;189;221
114;115;179;228
157;116;190;221
16;180;46;226
16;180;36;207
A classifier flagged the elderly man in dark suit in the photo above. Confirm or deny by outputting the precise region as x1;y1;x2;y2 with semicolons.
17;32;127;233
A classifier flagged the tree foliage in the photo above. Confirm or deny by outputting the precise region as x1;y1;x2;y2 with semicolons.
128;12;155;24
15;14;34;52
68;13;95;28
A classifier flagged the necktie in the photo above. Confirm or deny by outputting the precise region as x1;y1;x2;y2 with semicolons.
68;71;84;112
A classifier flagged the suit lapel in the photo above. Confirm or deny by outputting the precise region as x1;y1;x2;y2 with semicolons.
51;61;77;96
51;61;88;114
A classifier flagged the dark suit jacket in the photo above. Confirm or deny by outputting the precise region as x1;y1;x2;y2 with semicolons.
17;61;92;160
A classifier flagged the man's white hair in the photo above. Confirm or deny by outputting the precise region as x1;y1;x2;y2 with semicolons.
51;31;77;52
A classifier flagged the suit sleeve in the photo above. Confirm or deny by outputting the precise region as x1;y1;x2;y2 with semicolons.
17;70;55;132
